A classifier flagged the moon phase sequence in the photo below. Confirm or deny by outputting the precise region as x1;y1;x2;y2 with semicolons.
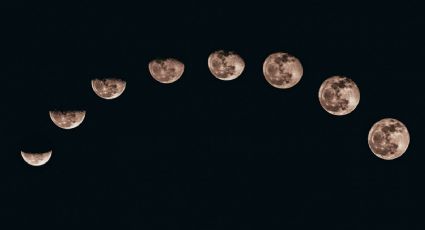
49;110;86;129
208;50;245;80
318;76;360;116
368;118;410;160
263;52;303;89
21;150;52;166
91;78;126;99
148;58;185;84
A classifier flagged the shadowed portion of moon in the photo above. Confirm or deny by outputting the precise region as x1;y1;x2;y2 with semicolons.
208;50;245;80
263;52;303;89
21;150;52;166
49;110;86;129
368;118;410;160
318;76;360;116
148;58;184;84
91;78;126;99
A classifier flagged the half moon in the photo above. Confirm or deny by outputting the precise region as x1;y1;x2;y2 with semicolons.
21;150;52;166
49;110;86;129
91;78;126;99
148;58;185;84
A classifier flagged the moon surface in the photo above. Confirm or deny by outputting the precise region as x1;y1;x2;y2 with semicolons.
318;76;360;116
368;118;410;160
263;52;303;89
91;78;126;99
21;150;52;166
148;58;184;84
208;50;245;80
49;110;86;129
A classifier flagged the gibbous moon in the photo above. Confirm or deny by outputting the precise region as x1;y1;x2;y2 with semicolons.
208;50;245;80
263;52;303;89
368;118;410;160
49;110;86;129
318;76;360;116
91;78;126;99
21;150;52;166
148;58;184;84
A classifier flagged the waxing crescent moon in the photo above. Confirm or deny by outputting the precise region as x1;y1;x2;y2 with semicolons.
91;78;126;99
207;50;245;81
263;52;303;89
49;110;86;129
148;58;185;84
21;150;52;166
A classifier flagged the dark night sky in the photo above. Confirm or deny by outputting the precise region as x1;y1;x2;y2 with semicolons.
1;1;425;229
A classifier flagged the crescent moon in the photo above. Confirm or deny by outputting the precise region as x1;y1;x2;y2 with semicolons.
21;150;52;166
91;78;126;100
148;58;185;84
49;110;86;129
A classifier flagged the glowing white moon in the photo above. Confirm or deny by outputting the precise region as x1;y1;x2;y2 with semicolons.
368;118;410;160
207;50;245;80
318;76;360;116
148;58;184;84
21;150;52;166
49;110;86;129
263;52;303;89
91;78;126;99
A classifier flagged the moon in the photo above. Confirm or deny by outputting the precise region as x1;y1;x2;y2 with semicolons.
263;52;303;89
148;58;184;84
207;50;245;80
21;150;52;166
368;118;410;160
318;76;360;116
49;110;86;129
91;78;126;99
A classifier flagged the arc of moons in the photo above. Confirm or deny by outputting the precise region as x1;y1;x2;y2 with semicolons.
263;52;303;89
148;58;185;84
91;78;126;100
368;118;410;160
318;76;360;116
49;110;86;129
21;150;52;166
207;50;245;81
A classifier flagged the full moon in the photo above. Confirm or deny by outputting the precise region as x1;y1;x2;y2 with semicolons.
207;50;245;80
318;76;360;116
91;78;126;99
21;150;52;166
49;110;86;129
368;118;410;160
263;52;303;89
148;58;184;84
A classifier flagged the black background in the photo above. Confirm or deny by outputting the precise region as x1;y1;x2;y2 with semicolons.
1;1;425;229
